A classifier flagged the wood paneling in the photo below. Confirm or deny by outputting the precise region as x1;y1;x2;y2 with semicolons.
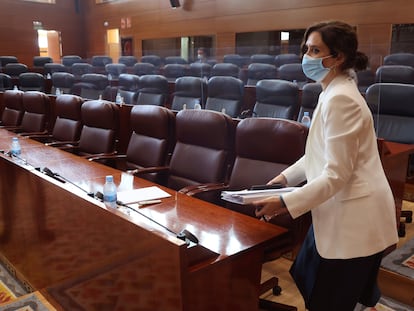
0;0;85;66
1;0;414;66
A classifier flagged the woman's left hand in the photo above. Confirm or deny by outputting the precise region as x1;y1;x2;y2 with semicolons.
252;196;289;221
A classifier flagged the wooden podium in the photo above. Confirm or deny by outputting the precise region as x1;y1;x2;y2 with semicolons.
0;129;286;311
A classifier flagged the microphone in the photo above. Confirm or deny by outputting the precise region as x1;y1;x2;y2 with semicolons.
94;191;199;245
42;167;95;197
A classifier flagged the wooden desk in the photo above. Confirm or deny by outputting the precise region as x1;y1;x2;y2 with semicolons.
378;139;414;236
0;129;286;311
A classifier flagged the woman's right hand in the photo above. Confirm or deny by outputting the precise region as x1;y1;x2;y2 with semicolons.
267;174;288;187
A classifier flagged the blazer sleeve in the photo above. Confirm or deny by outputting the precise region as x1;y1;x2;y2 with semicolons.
283;92;365;219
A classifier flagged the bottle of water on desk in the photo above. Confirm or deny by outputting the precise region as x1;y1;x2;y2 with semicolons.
103;175;117;209
10;137;21;157
115;91;122;105
301;111;311;128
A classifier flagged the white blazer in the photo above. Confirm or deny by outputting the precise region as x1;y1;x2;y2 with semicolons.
282;74;399;259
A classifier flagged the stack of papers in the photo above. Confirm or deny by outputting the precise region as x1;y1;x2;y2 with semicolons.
221;187;298;205
117;186;171;205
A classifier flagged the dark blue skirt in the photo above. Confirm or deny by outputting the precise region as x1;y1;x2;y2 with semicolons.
289;225;383;311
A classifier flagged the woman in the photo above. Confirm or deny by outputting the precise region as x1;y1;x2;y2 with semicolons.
253;21;398;311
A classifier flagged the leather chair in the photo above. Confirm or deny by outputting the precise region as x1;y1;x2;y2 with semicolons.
58;99;119;161
222;117;310;309
10;91;50;135
250;54;275;65
171;76;207;110
44;63;68;76
356;69;375;93
375;65;414;84
365;82;414;236
168;109;235;204
33;56;53;68
51;72;76;95
297;82;322;122
72;73;109;100
140;55;162;68
18;72;46;92
211;63;240;79
0;73;13;91
274;54;301;67
109;105;175;184
30;94;83;145
253;79;300;119
0;89;24;128
223;54;245;68
105;63;127;79
0;56;18;67
62;55;83;68
205;76;244;118
118;56;138;67
246;63;278;86
164;56;188;65
71;63;94;80
132;62;157;76
113;73;140;105
189;62;211;79
91;55;113;74
278;63;308;87
135;74;169;106
3;63;28;78
384;52;414;67
162;64;187;82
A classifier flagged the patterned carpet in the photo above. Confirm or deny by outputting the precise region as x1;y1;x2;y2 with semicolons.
0;261;28;304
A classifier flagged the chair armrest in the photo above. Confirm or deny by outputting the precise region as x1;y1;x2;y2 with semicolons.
0;125;22;132
87;153;126;162
19;130;48;137
85;151;118;161
127;166;170;175
25;133;53;142
179;182;229;196
47;141;79;148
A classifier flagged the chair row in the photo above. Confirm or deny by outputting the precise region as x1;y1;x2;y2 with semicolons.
0;72;321;124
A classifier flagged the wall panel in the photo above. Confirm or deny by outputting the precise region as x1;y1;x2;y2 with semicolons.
1;0;414;66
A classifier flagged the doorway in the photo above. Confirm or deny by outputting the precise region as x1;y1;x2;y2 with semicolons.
107;28;120;63
37;29;61;62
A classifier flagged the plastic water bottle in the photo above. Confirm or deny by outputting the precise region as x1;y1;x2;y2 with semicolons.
13;85;18;91
55;88;61;96
10;137;21;156
301;111;311;128
194;103;202;110
115;91;122;105
103;175;117;209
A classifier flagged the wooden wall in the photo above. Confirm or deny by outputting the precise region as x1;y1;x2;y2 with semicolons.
1;0;414;70
0;0;85;66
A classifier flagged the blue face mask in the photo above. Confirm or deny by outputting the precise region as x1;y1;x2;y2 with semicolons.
302;54;332;82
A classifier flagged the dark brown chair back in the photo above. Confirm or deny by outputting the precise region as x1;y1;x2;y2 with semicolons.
167;109;235;203
52;94;83;142
78;99;119;155
1;90;24;127
126;105;175;183
224;117;310;259
20;91;50;133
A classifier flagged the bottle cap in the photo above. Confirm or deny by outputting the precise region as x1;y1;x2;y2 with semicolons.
12;137;18;141
105;175;113;183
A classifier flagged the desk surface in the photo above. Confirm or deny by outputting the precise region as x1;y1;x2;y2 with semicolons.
0;129;286;311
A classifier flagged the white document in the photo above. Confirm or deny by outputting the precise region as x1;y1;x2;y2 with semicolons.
221;187;298;205
117;186;171;204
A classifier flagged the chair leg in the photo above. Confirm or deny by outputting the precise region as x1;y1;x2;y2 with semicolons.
259;277;296;310
260;276;281;296
401;210;413;223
